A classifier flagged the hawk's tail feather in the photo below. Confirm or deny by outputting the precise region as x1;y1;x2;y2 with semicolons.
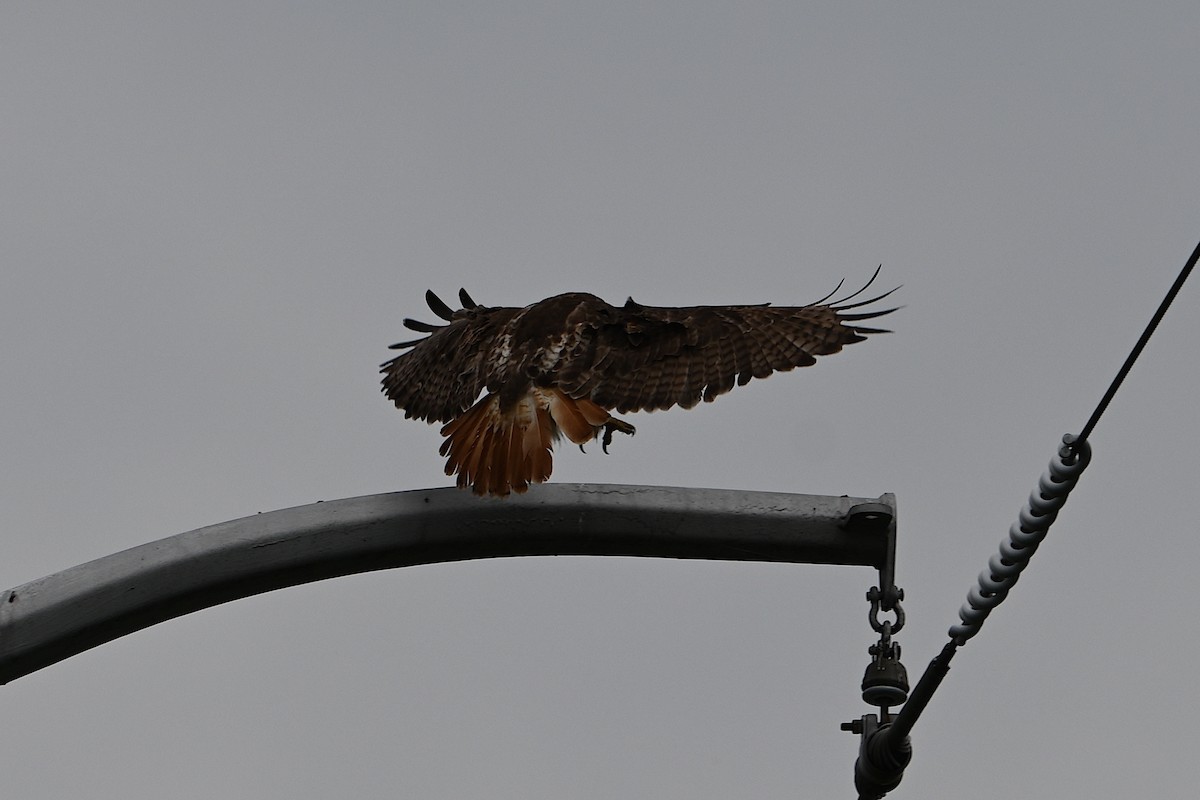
439;392;558;497
439;395;493;487
439;390;630;497
490;423;517;494
525;403;555;484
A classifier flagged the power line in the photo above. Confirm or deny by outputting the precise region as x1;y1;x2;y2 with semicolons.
1074;238;1200;446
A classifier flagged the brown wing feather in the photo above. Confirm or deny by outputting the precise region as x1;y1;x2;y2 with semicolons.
561;276;897;414
380;293;519;423
384;276;894;425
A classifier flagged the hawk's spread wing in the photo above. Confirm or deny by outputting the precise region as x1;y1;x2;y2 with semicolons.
380;289;519;423
556;292;894;414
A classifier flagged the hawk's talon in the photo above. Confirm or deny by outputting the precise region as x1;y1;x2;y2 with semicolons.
600;418;636;454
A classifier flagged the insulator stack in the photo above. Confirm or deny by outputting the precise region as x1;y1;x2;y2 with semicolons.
949;436;1091;644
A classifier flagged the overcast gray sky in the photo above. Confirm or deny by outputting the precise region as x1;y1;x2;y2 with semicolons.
3;2;1198;798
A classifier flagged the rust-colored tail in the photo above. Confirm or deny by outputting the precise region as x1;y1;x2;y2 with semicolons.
439;389;630;497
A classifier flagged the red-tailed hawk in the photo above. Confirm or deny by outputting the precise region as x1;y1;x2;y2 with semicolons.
382;270;897;496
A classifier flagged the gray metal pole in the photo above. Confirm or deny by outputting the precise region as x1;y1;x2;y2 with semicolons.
0;484;894;684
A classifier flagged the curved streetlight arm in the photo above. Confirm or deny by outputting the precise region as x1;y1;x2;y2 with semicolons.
1;484;895;685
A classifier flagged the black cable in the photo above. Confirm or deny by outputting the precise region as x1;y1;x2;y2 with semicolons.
1074;239;1200;447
